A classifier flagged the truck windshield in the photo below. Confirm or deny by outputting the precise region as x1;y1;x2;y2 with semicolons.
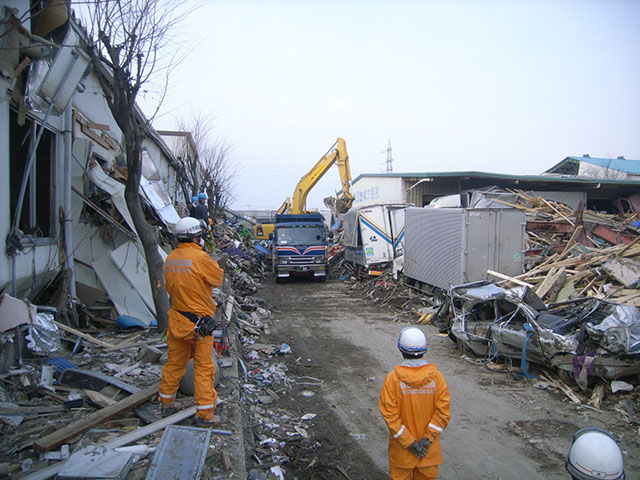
276;226;325;246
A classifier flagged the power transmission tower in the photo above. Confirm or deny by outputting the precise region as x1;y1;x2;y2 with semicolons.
386;139;393;173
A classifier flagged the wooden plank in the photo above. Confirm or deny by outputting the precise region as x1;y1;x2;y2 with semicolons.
34;384;158;451
487;270;533;288
541;198;575;226
53;321;115;349
0;405;65;416
535;267;565;299
558;225;583;259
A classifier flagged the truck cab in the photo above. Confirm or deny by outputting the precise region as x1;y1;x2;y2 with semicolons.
272;213;328;283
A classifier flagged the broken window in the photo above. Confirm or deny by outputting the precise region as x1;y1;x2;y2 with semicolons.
9;109;57;238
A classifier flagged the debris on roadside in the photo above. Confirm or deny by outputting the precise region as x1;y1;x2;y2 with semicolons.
0;215;268;479
332;189;640;422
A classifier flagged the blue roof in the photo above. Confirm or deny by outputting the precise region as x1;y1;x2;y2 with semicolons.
565;156;640;175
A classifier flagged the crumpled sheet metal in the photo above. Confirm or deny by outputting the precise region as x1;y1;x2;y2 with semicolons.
585;305;640;354
449;282;640;380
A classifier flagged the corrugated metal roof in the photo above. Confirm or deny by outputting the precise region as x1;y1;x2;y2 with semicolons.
566;156;640;174
351;170;640;186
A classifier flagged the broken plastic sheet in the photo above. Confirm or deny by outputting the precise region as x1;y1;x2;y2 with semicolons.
469;188;519;209
140;176;180;227
585;305;640;354
87;164;136;233
0;294;36;332
26;313;61;353
140;150;180;228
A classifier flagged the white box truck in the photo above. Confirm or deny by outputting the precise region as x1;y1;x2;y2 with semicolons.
403;207;525;291
343;204;408;275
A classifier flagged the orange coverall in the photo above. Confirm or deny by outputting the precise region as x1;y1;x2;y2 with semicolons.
159;242;224;421
379;360;451;480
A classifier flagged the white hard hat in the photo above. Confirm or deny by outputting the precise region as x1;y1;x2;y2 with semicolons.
566;428;625;480
175;217;203;239
398;327;427;356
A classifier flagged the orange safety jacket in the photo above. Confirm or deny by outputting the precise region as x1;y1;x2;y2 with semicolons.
379;360;451;469
163;243;224;319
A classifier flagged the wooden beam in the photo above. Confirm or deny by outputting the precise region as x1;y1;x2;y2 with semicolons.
0;405;65;416
53;321;115;349
34;384;158;451
487;270;533;288
535;267;566;299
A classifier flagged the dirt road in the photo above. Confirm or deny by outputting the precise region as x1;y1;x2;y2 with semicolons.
255;276;638;479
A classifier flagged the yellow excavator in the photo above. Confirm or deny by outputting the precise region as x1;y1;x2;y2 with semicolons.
254;137;354;240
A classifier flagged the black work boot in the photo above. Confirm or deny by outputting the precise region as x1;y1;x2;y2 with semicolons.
194;414;221;427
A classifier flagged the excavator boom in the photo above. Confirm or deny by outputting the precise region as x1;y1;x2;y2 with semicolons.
291;137;353;214
254;138;353;240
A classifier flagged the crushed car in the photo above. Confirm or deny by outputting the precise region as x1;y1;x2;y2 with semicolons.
448;281;640;386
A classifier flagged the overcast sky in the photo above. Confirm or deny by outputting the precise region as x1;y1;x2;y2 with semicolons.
140;0;640;211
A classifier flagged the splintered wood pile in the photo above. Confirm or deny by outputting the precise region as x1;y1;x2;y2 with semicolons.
496;189;640;306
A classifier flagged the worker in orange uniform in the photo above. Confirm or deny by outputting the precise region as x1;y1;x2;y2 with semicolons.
158;216;224;426
379;327;451;479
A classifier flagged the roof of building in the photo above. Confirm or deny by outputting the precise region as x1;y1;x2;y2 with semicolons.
351;170;640;186
545;156;640;175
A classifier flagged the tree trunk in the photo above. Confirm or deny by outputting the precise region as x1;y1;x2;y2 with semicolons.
122;121;170;331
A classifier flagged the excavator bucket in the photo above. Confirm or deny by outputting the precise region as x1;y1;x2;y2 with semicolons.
335;196;353;214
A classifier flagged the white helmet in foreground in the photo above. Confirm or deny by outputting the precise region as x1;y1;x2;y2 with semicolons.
398;327;427;356
175;217;203;240
566;428;625;480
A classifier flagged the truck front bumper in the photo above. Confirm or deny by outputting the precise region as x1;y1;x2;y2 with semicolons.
276;264;326;277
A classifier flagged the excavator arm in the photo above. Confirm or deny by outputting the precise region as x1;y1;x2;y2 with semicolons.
254;138;353;240
291;137;354;214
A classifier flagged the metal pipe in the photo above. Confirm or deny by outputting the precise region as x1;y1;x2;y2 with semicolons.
63;101;75;296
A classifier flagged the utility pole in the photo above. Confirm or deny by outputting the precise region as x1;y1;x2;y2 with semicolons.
386;139;393;173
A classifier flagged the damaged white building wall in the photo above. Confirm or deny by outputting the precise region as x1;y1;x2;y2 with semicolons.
0;2;72;299
1;4;180;327
350;175;404;208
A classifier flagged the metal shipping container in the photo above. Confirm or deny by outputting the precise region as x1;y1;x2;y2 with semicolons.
404;207;525;290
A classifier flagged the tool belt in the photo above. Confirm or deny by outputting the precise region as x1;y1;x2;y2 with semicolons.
178;311;217;337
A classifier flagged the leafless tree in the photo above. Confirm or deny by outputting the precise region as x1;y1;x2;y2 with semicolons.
601;159;627;180
175;112;237;218
202;141;236;218
81;0;192;330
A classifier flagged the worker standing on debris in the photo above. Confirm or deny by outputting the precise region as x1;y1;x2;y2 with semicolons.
189;195;198;217
159;216;224;426
194;192;209;222
379;327;451;479
566;428;625;480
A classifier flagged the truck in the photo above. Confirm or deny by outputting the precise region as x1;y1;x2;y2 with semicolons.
403;206;525;293
272;213;329;283
254;138;353;240
343;203;408;277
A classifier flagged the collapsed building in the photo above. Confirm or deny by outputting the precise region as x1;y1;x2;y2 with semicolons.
1;2;185;336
